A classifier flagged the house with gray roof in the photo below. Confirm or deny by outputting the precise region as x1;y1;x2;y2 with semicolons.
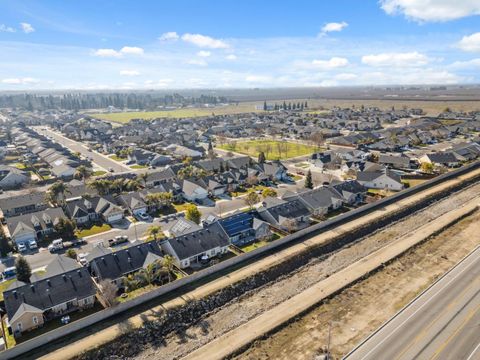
89;241;163;288
0;165;29;190
3;255;96;337
0;192;47;218
283;187;344;216
357;168;404;191
257;198;312;232
6;207;66;246
161;222;230;269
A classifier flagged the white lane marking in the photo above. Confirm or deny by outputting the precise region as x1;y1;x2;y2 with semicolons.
466;342;480;360
355;251;480;360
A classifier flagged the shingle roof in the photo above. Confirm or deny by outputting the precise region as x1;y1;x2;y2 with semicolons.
90;241;163;281
3;257;96;321
165;222;229;260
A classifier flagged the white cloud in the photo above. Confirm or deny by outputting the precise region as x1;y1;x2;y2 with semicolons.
1;77;38;85
197;50;211;57
361;52;429;67
120;46;144;55
380;0;480;22
450;58;480;69
92;48;122;58
181;33;229;49
0;24;16;33
335;73;358;80
159;31;179;41
20;23;35;33
225;54;237;60
119;70;141;76
359;69;463;85
320;21;348;35
311;57;349;69
458;33;480;52
92;46;144;58
186;58;208;66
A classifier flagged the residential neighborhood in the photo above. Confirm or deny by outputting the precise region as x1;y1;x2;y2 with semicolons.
0;102;480;351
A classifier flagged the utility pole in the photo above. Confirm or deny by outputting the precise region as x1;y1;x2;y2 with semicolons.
326;321;332;360
134;220;138;241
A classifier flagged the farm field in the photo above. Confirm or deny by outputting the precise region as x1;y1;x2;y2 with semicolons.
218;140;317;160
89;97;480;124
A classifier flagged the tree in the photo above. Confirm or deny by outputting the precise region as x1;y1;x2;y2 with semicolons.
305;170;313;189
0;227;12;257
137;172;149;187
145;192;173;209
185;204;201;224
244;190;260;209
262;188;277;199
283;218;298;233
54;217;76;239
65;248;77;259
263;100;267;111
46;180;71;206
99;280;118;307
207;141;216;160
145;225;162;241
420;162;434;174
74;165;92;183
162;255;175;282
15;256;31;283
310;132;325;150
258;151;266;164
246;175;258;187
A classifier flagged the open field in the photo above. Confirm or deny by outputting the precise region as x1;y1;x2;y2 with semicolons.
218;140;317;160
236;210;480;360
89;97;480;124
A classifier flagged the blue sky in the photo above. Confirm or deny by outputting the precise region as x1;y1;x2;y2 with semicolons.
1;0;480;89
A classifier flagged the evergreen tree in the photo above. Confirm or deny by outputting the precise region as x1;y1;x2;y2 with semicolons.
0;227;11;257
283;101;287;110
263;100;267;111
288;102;292;110
305;170;313;189
258;151;266;164
304;101;308;108
15;256;32;283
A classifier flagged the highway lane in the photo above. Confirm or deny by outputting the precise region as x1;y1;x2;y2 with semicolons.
344;245;480;360
32;126;131;173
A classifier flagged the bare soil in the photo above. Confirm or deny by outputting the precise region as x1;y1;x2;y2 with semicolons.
133;183;480;360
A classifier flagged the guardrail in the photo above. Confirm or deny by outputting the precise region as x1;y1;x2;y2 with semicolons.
2;160;480;360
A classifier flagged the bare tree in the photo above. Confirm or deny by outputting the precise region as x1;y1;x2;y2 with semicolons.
310;131;325;151
283;218;298;233
99;280;119;307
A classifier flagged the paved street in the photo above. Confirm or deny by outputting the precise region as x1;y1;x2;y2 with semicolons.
344;245;480;360
33;126;131;173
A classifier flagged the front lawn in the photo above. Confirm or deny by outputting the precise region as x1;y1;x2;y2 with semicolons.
109;155;126;162
241;240;270;253
218;140;317;160
0;279;16;301
173;202;193;212
130;164;148;169
75;223;112;238
92;170;107;176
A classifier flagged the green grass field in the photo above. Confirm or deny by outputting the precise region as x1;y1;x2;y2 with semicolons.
218;140;317;160
75;223;112;238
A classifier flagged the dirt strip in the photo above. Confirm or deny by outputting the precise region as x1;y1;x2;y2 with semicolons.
182;199;479;360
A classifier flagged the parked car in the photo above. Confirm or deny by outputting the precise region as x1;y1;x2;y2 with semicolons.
48;239;64;253
28;240;38;249
2;266;16;279
109;167;114;172
136;212;150;221
17;243;27;253
108;235;129;247
77;253;88;266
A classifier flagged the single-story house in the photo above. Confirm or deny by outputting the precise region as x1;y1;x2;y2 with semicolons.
3;255;96;337
420;152;460;168
161;222;230;269
257;197;312;232
0;166;29;190
217;212;271;246
0;192;47;218
356;169;404;191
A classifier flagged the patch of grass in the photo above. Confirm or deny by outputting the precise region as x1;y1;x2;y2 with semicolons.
218;140;317;160
12;162;27;170
173;202;193;212
130;164;148;169
3;317;15;348
0;279;16;301
75;223;112;238
402;178;428;187
240;240;270;253
92;170;107;176
295;162;310;169
292;175;303;181
109;155;126;162
439;119;464;126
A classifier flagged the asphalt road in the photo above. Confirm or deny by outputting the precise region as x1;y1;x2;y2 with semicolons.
344;245;480;360
32;126;131;173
